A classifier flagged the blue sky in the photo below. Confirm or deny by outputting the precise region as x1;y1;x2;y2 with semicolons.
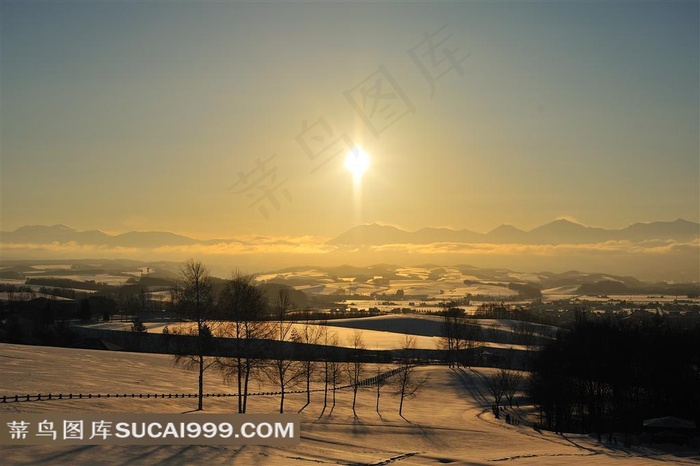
2;1;698;238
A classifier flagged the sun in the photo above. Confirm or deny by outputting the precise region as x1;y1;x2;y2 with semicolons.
344;147;370;182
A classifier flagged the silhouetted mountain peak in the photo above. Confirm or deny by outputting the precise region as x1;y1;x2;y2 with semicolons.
531;219;587;231
3;218;698;250
620;219;700;240
13;224;75;234
1;225;193;248
328;219;699;246
327;223;408;245
485;224;527;243
489;224;520;233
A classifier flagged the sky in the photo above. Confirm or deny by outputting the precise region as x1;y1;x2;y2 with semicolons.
2;0;699;240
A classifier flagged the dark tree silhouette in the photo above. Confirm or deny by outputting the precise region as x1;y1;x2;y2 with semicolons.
528;318;700;440
502;369;523;408
318;321;340;417
217;272;271;413
264;288;303;413
292;311;323;413
394;335;428;418
78;298;92;322
485;370;505;411
373;358;393;416
325;332;343;416
346;330;366;418
173;259;215;411
440;306;481;367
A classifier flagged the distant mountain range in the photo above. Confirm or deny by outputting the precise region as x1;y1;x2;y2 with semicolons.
1;219;698;248
0;224;198;248
328;219;700;245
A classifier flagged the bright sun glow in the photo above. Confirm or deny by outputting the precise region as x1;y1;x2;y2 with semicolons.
344;147;370;181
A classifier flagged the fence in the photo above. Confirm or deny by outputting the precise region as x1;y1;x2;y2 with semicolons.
0;367;409;404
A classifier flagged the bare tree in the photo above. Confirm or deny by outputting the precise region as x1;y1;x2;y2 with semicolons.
440;306;480;367
264;288;303;413
485;370;506;409
440;305;459;367
318;321;339;417
346;330;366;418
486;369;523;422
394;335;428;418
292;311;323;413
326;332;343;416
373;358;393;416
217;272;271;413
174;259;215;411
501;369;523;408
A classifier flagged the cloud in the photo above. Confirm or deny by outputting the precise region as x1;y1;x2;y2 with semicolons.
0;235;334;258
153;237;333;256
3;237;697;281
367;239;700;257
1;241;143;255
3;237;697;259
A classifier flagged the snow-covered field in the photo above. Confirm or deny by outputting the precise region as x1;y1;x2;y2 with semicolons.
1;343;696;465
77;314;553;351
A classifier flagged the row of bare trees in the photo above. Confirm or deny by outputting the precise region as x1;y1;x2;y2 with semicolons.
440;306;482;367
173;260;427;417
485;369;524;409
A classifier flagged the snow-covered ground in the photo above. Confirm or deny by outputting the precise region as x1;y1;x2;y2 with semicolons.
1;343;696;465
77;314;553;351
